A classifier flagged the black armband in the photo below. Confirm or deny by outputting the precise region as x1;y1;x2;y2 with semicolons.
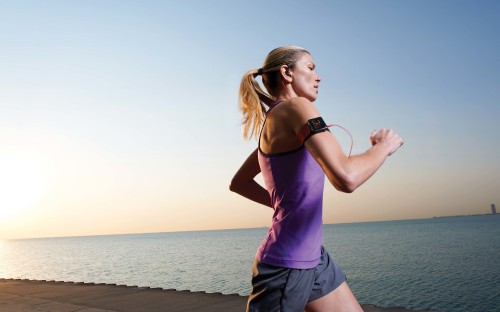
298;117;330;144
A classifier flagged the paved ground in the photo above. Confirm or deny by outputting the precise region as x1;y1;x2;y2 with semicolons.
0;278;438;312
0;279;245;312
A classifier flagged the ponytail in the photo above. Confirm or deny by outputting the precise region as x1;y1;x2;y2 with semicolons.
238;69;275;140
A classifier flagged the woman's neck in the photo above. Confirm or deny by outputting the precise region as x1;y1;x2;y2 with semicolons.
275;88;296;102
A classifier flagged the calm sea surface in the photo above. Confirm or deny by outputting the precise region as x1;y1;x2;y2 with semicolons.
1;215;499;312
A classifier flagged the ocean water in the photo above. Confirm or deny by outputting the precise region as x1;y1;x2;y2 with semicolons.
1;215;499;312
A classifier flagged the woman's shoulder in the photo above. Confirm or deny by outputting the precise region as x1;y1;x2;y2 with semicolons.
269;97;322;133
280;97;321;119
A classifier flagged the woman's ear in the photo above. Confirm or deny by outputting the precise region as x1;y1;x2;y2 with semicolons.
280;65;293;82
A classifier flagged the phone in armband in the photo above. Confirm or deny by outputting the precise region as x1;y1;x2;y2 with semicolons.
298;117;330;144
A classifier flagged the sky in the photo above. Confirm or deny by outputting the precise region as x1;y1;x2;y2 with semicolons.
1;0;499;240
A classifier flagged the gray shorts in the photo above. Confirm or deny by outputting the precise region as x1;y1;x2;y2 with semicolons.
246;246;347;312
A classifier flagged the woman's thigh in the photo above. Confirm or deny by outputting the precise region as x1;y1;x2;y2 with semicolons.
305;281;363;312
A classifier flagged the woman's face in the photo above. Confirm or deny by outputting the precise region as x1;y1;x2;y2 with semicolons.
289;53;321;101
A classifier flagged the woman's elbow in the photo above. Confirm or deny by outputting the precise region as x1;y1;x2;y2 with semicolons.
330;173;359;193
229;177;244;193
334;183;356;193
229;180;238;193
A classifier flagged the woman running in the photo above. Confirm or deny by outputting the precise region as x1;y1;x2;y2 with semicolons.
230;46;403;312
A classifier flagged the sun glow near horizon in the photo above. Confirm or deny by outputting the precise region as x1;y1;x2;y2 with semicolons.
0;152;48;221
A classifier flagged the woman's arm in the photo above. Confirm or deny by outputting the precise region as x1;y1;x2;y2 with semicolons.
288;97;404;193
306;129;402;192
229;148;273;208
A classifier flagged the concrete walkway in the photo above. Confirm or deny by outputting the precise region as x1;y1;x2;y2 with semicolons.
0;278;438;312
0;279;245;312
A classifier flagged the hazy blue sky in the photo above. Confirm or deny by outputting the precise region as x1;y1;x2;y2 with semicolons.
1;0;499;239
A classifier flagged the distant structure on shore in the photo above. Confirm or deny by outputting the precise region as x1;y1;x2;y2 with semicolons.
492;204;497;215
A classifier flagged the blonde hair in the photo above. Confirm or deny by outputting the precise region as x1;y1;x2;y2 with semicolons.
238;46;310;140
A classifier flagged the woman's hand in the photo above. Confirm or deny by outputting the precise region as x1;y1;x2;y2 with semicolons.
370;129;404;156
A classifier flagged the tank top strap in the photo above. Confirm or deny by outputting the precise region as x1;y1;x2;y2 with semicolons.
259;99;286;153
266;99;285;114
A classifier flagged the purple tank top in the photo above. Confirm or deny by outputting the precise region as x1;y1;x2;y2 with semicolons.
256;102;325;269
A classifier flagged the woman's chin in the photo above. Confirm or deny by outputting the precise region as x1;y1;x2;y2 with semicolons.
307;95;318;102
